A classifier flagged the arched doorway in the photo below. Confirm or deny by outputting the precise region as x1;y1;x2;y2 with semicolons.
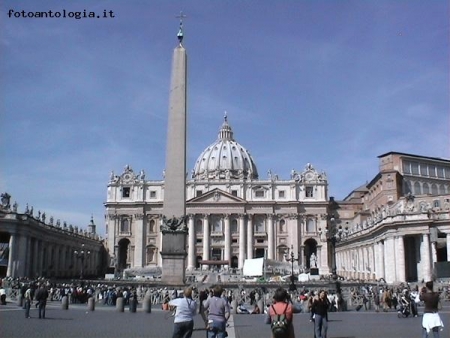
231;256;238;268
117;238;130;275
303;238;318;269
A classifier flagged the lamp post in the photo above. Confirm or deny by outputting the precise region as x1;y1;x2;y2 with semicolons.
74;244;90;279
323;216;348;281
284;245;299;291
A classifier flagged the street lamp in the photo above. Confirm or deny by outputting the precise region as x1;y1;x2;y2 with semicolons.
322;216;348;281
284;245;299;291
74;244;90;279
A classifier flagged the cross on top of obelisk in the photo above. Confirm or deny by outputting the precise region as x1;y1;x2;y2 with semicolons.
176;11;187;46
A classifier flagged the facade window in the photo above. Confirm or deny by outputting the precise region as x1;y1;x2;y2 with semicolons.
254;216;265;233
120;218;130;233
231;219;238;233
278;191;285;198
212;216;222;232
433;200;441;208
122;187;130;198
403;161;411;174
431;184;438;195
437;167;445;178
423;183;430;194
413;182;421;195
148;219;155;233
279;219;286;233
429;165;436;177
211;248;221;260
232;239;238;244
255;190;265;198
411;162;419;175
196;190;203;197
195;219;203;234
306;187;314;198
420;164;427;176
150;191;156;198
196;238;202;243
306;218;315;232
445;167;450;179
231;190;238;197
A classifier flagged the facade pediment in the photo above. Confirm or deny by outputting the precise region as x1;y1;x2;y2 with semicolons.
187;188;245;204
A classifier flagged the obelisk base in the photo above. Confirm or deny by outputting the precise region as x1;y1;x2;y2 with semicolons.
161;233;187;285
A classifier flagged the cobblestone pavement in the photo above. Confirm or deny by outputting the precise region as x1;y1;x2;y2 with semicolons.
0;300;449;338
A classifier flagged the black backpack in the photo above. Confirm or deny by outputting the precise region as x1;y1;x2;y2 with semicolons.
270;303;289;338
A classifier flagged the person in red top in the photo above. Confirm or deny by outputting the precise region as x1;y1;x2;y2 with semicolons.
267;287;295;338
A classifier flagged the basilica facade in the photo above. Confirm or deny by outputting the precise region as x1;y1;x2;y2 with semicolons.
104;116;331;276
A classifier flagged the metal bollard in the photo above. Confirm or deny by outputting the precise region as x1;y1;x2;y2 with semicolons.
116;297;124;312
61;296;69;310
143;296;152;313
129;298;137;313
88;297;95;311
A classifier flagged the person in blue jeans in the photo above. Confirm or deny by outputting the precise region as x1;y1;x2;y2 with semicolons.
203;285;230;338
312;290;330;338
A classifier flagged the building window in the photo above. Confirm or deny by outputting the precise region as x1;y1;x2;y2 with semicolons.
403;161;411;174
231;219;238;233
306;187;314;198
278;191;285;198
429;165;436;177
420;164;427;176
212;216;222;232
122;187;130;198
195;219;203;234
437;167;445;178
231;190;238;197
196;190;203;197
255;190;265;198
411;162;419;175
433;200;441;208
431;184;438;195
232;239;238;244
306;218;315;232
445;167;450;179
423;183;430;194
150;191;156;198
196;238;202;243
413;182;421;195
120;218;130;233
254;216;265;233
146;246;156;263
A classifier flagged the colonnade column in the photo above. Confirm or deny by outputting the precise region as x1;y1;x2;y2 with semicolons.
187;215;196;270
224;215;231;266
247;214;253;259
238;215;246;269
267;214;274;260
378;241;385;281
6;234;17;277
396;235;406;282
421;233;432;282
202;215;210;267
299;245;305;269
33;240;39;278
447;233;450;262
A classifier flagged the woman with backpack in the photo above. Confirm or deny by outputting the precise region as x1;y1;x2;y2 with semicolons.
266;287;295;338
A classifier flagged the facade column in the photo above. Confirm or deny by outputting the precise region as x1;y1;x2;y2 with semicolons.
187;215;196;270
379;241;385;280
421;233;432;282
247;214;253;259
299;245;305;269
33;240;39;278
202;215;210;268
396;235;406;282
267;214;274;260
224;215;231;266
133;214;145;268
238;215;246;269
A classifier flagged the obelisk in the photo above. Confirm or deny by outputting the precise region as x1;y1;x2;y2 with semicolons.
160;13;188;285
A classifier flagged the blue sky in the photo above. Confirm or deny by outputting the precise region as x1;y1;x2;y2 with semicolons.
1;0;449;236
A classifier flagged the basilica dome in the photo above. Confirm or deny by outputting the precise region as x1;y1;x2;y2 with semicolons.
192;116;259;180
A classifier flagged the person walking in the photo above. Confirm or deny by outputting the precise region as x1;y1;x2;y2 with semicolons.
35;284;49;319
312;290;331;338
420;281;444;338
168;287;198;338
203;285;230;338
24;285;32;318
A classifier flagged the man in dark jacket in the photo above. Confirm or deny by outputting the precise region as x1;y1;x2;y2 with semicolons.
35;284;49;319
